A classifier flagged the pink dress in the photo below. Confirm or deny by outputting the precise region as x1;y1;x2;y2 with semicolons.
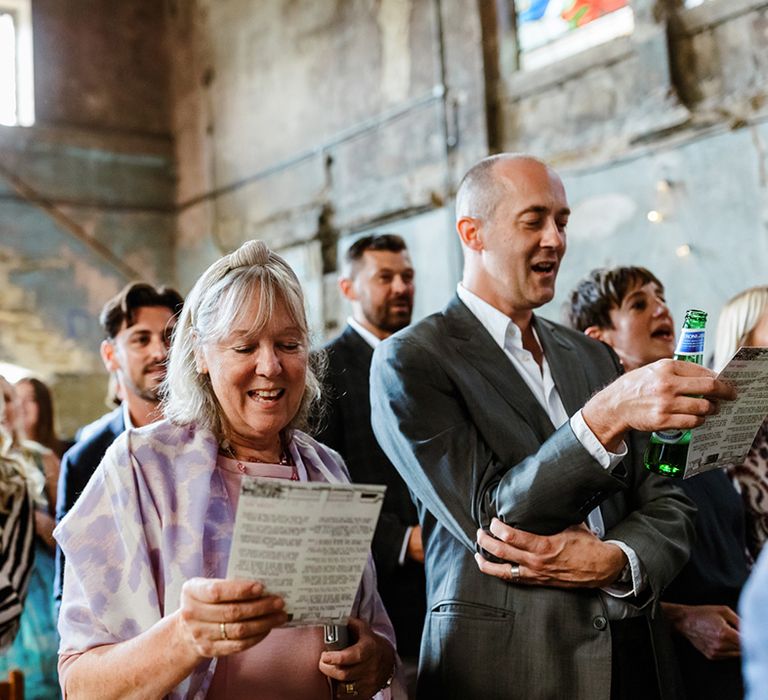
56;422;397;700
207;455;333;699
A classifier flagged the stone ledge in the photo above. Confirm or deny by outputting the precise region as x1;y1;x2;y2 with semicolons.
675;0;768;35
501;36;634;101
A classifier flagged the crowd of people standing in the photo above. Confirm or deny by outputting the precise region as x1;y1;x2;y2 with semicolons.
0;152;766;699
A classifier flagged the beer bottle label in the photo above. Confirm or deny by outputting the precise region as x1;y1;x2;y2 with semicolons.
654;429;685;444
675;328;705;356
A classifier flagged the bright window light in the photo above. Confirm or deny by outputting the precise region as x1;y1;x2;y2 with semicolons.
0;362;33;383
0;0;34;127
0;13;16;125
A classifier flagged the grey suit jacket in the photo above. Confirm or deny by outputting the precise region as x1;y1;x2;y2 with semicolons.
370;295;695;700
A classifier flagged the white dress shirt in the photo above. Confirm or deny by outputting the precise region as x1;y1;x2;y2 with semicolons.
456;285;647;610
121;401;135;431
347;317;381;349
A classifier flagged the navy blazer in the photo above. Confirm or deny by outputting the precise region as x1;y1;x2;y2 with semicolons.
54;407;125;604
315;325;426;657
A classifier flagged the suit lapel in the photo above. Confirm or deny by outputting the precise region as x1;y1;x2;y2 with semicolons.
109;408;126;440
443;296;555;439
534;317;591;417
339;325;375;373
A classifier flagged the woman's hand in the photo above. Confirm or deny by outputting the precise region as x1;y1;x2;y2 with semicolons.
176;578;289;659
34;509;56;550
662;602;741;660
319;617;395;698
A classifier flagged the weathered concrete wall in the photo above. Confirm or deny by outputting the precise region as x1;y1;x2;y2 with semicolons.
170;0;768;352
671;0;768;120
494;0;768;340
5;0;767;431
169;0;488;337
32;0;170;133
0;1;175;435
546;123;768;341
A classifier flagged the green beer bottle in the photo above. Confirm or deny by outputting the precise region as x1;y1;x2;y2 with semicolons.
643;309;708;477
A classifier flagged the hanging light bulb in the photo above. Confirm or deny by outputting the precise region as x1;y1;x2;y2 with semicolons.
675;244;691;258
647;210;664;223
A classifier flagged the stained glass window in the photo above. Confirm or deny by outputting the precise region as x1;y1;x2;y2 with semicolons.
516;0;634;70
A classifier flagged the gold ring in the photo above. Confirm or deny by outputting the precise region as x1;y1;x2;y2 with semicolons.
342;681;358;696
220;621;228;640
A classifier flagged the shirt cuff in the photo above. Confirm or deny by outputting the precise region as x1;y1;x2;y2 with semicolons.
398;527;413;566
601;539;647;598
570;410;627;470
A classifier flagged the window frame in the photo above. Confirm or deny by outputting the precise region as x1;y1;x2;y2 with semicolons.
506;0;636;73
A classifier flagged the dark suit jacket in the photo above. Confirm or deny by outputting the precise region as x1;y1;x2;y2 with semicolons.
54;407;125;604
315;325;426;657
370;295;695;700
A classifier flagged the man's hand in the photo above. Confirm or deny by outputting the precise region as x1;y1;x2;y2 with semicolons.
407;525;424;563
662;602;741;660
319;617;395;699
474;518;626;589
583;359;737;451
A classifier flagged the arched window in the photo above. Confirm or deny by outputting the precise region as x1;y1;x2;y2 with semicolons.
0;0;34;126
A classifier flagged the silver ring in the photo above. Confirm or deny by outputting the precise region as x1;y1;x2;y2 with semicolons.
509;563;521;582
220;621;228;640
342;682;358;696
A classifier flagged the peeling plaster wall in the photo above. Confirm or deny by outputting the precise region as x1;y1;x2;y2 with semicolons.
545;124;768;339
0;1;175;436
170;0;768;353
495;0;768;336
32;0;170;133
5;0;767;432
169;0;488;336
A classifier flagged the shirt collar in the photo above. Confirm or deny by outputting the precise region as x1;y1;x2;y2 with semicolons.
121;400;135;431
456;284;525;352
346;317;382;349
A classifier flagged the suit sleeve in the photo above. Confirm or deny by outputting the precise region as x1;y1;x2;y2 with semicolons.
370;332;694;583
314;373;347;463
54;449;77;607
603;431;696;598
315;353;412;577
54;445;91;606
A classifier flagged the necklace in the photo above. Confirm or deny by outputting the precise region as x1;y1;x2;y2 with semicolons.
219;438;299;480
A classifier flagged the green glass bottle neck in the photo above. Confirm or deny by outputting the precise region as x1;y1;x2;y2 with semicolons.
681;309;707;329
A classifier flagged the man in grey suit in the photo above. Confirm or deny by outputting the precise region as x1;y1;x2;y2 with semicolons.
370;154;735;700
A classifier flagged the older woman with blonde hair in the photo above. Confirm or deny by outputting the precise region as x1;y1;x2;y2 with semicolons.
55;240;397;699
714;285;768;561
